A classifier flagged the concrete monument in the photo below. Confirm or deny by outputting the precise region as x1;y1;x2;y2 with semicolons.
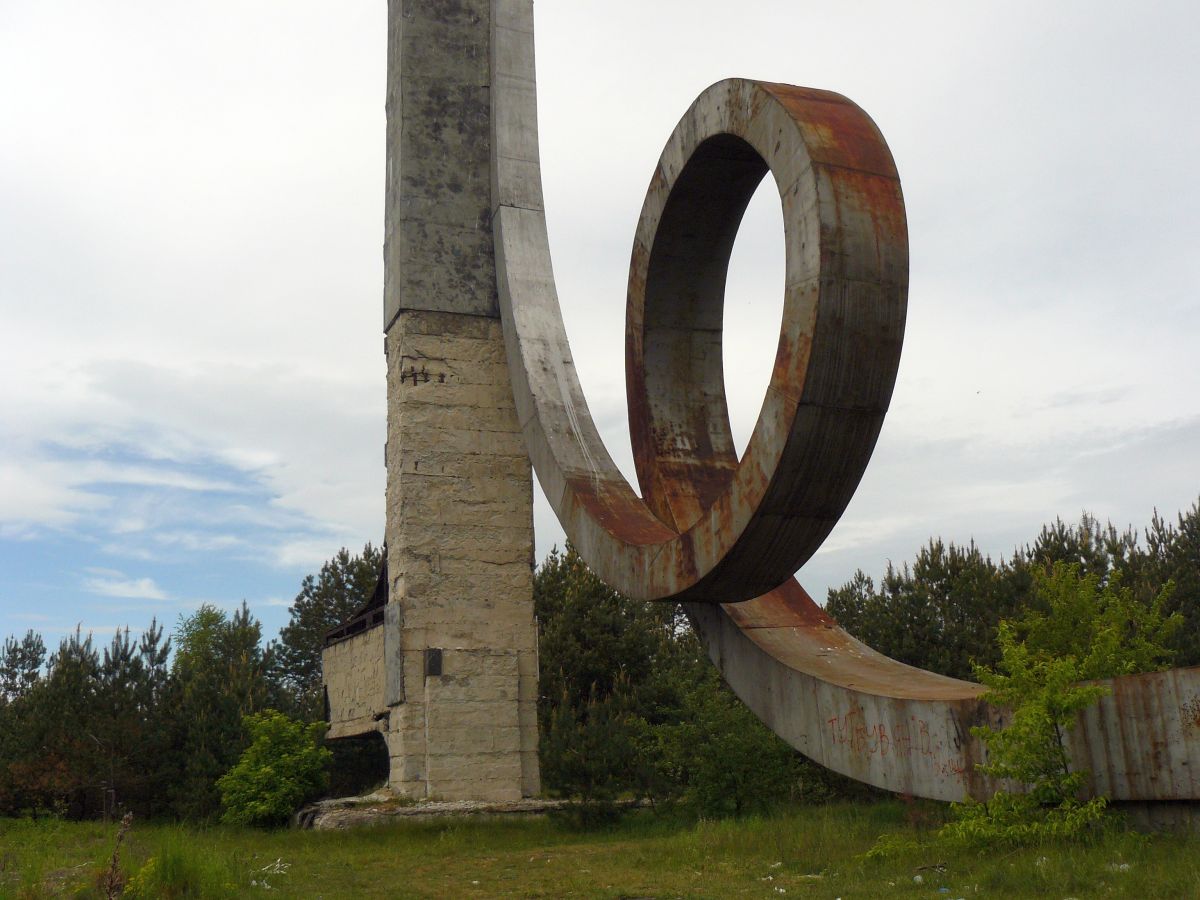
325;0;1200;806
322;0;540;803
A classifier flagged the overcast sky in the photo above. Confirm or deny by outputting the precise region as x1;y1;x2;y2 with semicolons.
2;0;1197;650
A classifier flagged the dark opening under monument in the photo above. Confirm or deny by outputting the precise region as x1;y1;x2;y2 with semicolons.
324;0;1200;806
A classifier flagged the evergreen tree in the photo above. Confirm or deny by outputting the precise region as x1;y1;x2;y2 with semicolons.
0;629;46;808
678;672;824;815
166;603;273;820
535;545;670;717
9;629;104;816
535;545;851;817
0;623;178;819
125;620;173;816
534;545;674;809
827;540;1028;679
0;630;46;702
1023;514;1139;579
1139;501;1200;666
825;509;1200;680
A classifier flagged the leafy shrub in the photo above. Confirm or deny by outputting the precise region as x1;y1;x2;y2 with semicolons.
941;562;1180;846
216;710;331;828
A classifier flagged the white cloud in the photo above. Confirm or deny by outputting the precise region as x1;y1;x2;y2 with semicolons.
0;460;111;527
99;543;157;562
0;450;250;532
1;0;1198;644
275;538;359;571
151;532;242;552
82;570;169;601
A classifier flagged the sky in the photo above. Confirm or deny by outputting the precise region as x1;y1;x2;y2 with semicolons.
1;0;1197;651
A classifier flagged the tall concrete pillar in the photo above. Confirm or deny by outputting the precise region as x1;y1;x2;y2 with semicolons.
379;0;539;801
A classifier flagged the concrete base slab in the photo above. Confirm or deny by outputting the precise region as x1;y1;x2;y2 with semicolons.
1112;801;1200;833
296;791;571;830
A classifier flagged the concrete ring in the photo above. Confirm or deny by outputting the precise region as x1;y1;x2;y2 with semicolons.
624;79;909;603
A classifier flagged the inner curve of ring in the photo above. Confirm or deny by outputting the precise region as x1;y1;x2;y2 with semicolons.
635;134;774;535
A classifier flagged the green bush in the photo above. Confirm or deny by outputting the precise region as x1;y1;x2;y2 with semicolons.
216;710;331;828
941;562;1180;846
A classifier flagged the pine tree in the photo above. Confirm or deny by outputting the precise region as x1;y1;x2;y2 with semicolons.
1140;500;1200;666
0;630;46;702
1023;514;1141;581
826;540;1027;678
167;603;273;820
534;544;849;816
24;629;103;816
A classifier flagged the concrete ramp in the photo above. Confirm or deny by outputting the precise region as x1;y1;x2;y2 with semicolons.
489;0;1200;803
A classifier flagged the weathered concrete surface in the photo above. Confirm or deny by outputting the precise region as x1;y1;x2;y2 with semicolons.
384;0;498;327
490;0;1200;804
688;584;1200;802
495;74;907;605
379;305;539;804
297;792;571;830
686;584;995;802
1070;666;1200;800
324;626;387;741
323;0;539;804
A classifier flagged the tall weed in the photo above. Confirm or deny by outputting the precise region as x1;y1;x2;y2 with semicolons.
123;830;238;899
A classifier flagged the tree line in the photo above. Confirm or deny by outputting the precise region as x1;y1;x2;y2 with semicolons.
534;544;863;820
826;504;1200;679
0;501;1195;822
0;546;382;821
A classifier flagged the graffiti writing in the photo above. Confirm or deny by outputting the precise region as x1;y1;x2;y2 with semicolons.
827;708;967;783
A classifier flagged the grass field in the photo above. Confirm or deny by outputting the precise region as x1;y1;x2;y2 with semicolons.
1;801;1198;898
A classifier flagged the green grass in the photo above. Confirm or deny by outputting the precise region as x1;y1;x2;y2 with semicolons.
1;802;1197;898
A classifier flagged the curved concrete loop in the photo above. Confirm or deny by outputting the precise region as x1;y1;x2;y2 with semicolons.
627;80;906;605
489;0;1200;802
500;77;906;605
